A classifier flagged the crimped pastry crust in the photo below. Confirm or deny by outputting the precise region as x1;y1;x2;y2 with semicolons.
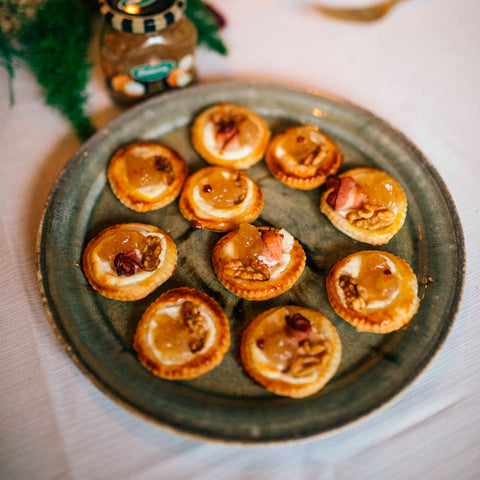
134;287;230;379
107;141;188;213
191;103;270;169
265;126;343;190
320;168;407;245
241;306;342;398
82;223;177;301
212;226;306;301
326;251;420;333
178;166;264;231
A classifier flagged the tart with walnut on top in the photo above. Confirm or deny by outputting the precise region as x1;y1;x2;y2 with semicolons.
134;288;230;380
212;224;306;301
82;223;177;301
191;103;270;170
241;306;342;398
179;166;263;231
321;168;407;245
265;125;343;190
107;141;188;213
327;250;420;334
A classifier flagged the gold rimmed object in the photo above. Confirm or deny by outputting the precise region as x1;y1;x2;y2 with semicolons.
315;0;404;23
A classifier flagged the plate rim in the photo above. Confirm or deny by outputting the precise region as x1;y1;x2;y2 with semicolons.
36;81;466;444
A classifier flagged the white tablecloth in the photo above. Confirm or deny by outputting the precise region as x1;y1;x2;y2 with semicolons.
1;1;479;478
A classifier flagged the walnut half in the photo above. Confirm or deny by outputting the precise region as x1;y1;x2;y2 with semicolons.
346;204;395;230
286;340;328;378
223;258;270;281
339;275;367;311
141;236;163;271
182;301;207;353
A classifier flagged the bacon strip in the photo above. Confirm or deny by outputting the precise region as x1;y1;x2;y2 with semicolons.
259;230;283;266
326;176;368;211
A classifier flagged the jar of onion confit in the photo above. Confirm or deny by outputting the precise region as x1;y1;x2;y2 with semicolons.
99;0;197;105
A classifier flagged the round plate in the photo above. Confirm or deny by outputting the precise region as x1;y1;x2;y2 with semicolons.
37;83;465;443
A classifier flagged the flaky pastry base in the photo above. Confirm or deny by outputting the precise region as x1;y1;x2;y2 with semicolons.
107;141;188;213
212;227;306;301
191;103;270;169
133;287;230;379
265;126;343;190
82;223;177;301
241;306;342;398
326;251;420;333
178;166;264;231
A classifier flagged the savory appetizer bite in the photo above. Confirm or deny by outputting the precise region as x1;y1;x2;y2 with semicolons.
191;103;270;169
212;224;306;301
265;125;343;190
178;166;263;231
134;287;230;380
107;141;188;213
320;168;407;245
326;251;420;334
241;306;341;398
82;223;177;301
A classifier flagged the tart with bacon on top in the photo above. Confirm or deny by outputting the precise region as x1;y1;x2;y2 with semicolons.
241;306;341;398
320;168;407;245
212;224;306;301
191;103;270;170
82;223;177;301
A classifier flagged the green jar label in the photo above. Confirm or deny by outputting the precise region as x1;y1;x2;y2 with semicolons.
130;61;176;82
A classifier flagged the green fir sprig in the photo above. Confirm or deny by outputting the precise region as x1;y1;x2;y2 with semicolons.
186;0;228;56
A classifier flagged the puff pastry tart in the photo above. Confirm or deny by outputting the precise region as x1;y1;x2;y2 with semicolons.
212;224;306;301
82;223;177;301
241;306;341;398
107;141;188;213
191;103;270;169
320;168;407;245
265;126;343;190
134;287;230;380
178;166;263;231
326;250;420;334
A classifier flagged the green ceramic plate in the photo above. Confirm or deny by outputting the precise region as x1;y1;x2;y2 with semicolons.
37;83;465;443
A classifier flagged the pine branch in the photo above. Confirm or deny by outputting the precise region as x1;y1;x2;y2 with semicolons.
0;27;15;105
186;0;228;56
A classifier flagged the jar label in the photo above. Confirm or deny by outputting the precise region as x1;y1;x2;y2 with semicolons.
130;61;176;82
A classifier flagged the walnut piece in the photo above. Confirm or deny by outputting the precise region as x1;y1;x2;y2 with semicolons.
182;301;207;353
223;258;270;281
339;275;367;311
346;204;395;229
233;172;248;204
286;340;328;378
141;236;163;271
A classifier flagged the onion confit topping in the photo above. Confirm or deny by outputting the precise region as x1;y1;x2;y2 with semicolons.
114;250;142;276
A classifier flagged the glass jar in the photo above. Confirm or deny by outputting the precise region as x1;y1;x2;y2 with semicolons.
99;0;197;105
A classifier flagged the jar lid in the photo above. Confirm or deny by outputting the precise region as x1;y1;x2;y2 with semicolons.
100;0;186;34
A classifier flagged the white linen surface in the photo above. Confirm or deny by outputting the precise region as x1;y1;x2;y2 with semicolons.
1;0;479;478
